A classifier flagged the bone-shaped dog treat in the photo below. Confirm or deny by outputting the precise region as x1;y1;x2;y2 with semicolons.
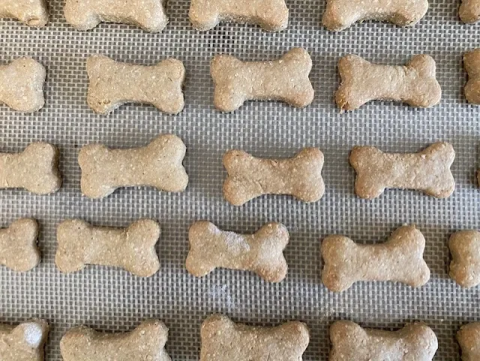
87;55;185;115
223;148;324;206
200;314;309;361
0;320;49;361
0;218;40;272
330;320;438;361
322;0;427;31
0;0;48;27
321;225;430;292
0;58;46;112
0;142;61;195
60;320;170;361
55;219;161;277
460;0;480;23
186;221;289;282
64;0;168;31
448;230;480;288
463;49;480;104
79;134;188;199
350;142;455;199
189;0;288;31
457;323;480;360
211;48;314;112
336;54;441;110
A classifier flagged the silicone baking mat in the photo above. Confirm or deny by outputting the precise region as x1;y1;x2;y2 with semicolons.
1;0;480;359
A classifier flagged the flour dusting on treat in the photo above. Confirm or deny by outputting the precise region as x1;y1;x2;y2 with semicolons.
190;0;288;31
56;219;161;277
321;225;430;292
211;48;314;112
87;55;185;115
350;142;455;199
336;54;441;110
60;320;171;361
330;321;438;361
223;147;324;205
0;320;49;361
200;315;309;361
187;221;289;282
64;0;168;31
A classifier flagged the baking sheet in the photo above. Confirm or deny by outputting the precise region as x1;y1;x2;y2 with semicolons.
1;0;480;359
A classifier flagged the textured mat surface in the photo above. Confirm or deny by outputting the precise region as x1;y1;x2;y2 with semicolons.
1;0;480;359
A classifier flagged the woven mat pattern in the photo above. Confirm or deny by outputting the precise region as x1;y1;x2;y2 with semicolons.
1;0;480;359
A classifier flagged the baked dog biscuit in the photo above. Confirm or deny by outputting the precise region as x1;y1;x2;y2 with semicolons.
0;320;49;361
336;54;441;110
186;221;289;282
330;320;438;361
189;0;288;31
460;0;480;23
64;0;168;31
55;219;161;277
211;48;314;112
0;0;48;27
79;134;188;198
457;323;480;360
322;0;427;31
463;49;480;104
223;148;324;206
200;314;309;361
350;142;455;199
321;225;430;292
0;58;46;112
87;55;185;115
449;230;480;288
0;142;62;195
0;218;40;272
60;320;170;361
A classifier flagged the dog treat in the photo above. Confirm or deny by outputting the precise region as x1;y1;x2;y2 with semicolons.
79;134;188;199
186;221;289;282
0;58;46;112
322;0;427;31
223;148;324;206
350;142;455;199
463;49;480;104
0;0;48;27
86;55;185;115
449;230;480;288
64;0;168;31
460;0;480;23
457;323;480;360
56;219;161;277
0;320;49;361
189;0;288;31
211;48;314;112
0;142;61;195
330;320;438;360
336;54;441;110
200;314;309;361
321;225;430;292
0;219;40;272
60;320;170;361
